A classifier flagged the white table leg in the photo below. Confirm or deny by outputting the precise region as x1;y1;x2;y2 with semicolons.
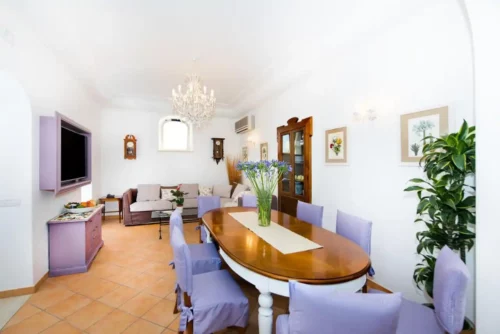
258;286;273;334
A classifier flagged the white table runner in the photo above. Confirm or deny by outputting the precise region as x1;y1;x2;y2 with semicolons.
229;211;323;254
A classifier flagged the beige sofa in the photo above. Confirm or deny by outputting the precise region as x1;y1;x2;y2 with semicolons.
122;183;248;226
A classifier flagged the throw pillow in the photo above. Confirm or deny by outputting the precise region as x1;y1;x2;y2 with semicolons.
231;190;253;205
161;188;175;201
231;183;249;199
136;184;160;202
213;184;232;198
199;186;213;196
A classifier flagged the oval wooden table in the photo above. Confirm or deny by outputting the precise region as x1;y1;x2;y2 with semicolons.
202;207;371;334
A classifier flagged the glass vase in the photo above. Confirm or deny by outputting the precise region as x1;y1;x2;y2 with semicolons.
256;193;272;227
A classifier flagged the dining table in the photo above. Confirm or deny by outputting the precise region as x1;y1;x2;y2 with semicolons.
201;207;371;334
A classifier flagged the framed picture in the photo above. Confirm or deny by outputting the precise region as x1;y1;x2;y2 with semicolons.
401;106;448;162
325;127;347;163
242;146;248;162
260;142;268;160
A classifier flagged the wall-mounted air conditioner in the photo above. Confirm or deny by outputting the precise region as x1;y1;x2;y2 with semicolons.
235;115;255;134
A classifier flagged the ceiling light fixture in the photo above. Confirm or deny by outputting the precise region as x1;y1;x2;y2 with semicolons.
171;72;216;128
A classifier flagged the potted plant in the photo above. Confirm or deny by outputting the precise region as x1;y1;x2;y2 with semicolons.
404;120;475;330
170;185;188;213
237;160;291;226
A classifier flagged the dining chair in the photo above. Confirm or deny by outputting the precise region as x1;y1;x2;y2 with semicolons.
336;210;375;276
169;209;221;275
276;281;402;334
171;226;249;334
241;194;257;207
394;246;470;334
197;196;221;243
296;201;324;227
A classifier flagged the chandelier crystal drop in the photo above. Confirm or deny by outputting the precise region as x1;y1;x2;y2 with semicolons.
171;74;216;128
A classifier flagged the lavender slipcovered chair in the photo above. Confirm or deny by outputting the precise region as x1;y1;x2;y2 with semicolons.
276;281;402;334
296;201;324;227
241;194;257;207
197;196;220;243
395;246;470;334
171;226;249;333
169;209;221;275
336;210;375;276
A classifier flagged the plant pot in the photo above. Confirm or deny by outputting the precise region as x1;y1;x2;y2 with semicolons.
256;194;272;227
176;206;183;213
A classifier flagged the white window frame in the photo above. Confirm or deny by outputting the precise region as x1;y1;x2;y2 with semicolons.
158;116;193;152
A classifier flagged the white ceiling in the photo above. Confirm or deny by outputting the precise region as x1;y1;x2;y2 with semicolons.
7;0;429;115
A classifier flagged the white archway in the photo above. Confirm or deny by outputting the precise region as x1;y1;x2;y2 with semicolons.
462;1;500;332
0;71;34;291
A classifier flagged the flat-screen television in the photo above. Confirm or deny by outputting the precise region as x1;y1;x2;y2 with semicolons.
61;126;87;182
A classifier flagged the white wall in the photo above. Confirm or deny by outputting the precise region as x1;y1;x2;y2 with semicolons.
464;0;500;331
0;6;103;289
241;1;475;319
100;107;240;199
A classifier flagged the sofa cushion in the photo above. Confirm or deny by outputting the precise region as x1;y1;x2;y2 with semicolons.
231;183;249;199
183;198;198;209
130;200;172;212
137;184;161;202
213;184;232;198
180;183;199;199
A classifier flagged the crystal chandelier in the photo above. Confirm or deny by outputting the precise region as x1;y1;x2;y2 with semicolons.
171;74;216;128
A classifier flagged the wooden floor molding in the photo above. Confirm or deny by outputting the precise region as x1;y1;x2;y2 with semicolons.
0;272;48;299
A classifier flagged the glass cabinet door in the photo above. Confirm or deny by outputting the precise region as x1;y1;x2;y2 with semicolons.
293;130;305;197
281;133;291;193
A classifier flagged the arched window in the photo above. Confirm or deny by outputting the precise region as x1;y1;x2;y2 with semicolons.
158;116;193;151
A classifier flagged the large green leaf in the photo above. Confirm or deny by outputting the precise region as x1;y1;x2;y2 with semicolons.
458;196;475;208
452;154;466;171
457;119;469;140
404;186;426;192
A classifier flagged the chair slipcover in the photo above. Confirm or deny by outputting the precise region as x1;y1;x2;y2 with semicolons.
241;194;257;207
396;298;444;334
169;209;221;274
197;196;220;243
336;210;375;276
171;227;249;334
370;246;470;334
433;246;470;334
276;281;402;334
296;201;324;227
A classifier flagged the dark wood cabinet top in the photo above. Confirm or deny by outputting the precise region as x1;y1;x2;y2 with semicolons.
202;207;370;284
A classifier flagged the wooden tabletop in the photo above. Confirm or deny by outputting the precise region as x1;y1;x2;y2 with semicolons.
202;207;371;284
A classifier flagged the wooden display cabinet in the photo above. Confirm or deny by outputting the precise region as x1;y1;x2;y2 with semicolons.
277;117;313;216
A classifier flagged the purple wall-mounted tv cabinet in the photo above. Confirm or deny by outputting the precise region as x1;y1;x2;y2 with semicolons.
40;112;92;195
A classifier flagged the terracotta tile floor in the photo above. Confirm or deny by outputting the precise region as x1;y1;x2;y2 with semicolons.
1;217;288;333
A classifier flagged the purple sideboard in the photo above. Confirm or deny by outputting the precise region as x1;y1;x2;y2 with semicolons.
48;205;104;277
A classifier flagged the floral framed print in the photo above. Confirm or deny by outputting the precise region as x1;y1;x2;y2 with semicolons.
260;142;268;160
242;146;248;162
401;106;448;162
325;127;347;163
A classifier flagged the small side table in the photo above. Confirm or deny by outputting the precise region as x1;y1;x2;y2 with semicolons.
98;197;123;223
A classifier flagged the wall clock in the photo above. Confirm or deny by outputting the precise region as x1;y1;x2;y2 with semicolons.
124;134;137;160
211;138;225;164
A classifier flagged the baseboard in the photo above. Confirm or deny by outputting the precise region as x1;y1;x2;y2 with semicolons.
0;272;48;299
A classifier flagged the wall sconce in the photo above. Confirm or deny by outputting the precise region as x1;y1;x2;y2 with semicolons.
247;136;257;147
353;109;377;123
